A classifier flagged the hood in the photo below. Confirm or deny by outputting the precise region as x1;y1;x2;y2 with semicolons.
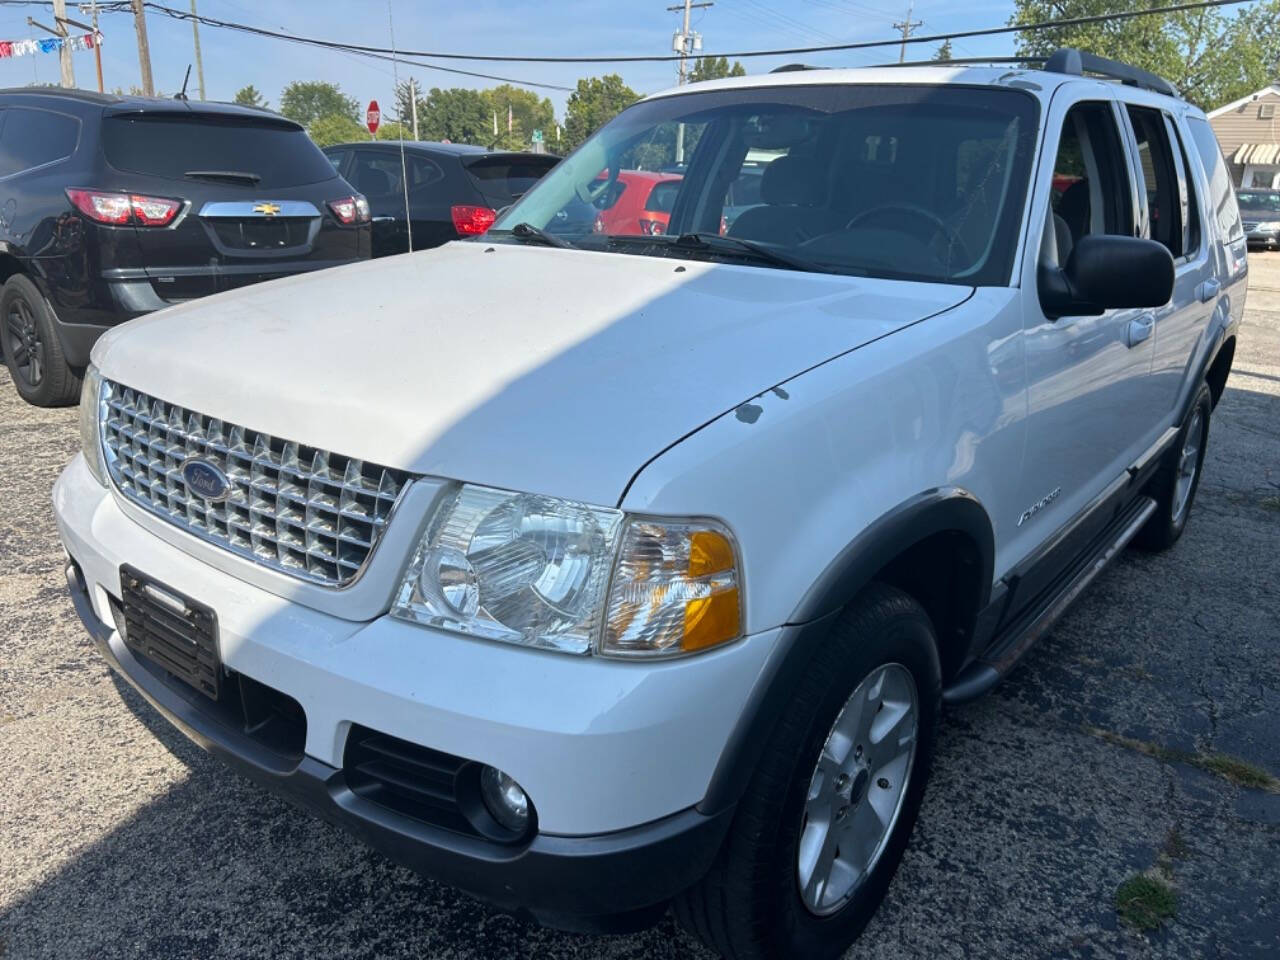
93;243;973;506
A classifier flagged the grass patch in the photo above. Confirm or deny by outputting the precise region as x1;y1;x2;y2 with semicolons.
1161;826;1189;861
1115;873;1178;931
1086;727;1280;793
1260;495;1280;512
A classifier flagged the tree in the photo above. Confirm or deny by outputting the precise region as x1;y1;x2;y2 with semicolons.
418;87;492;144
932;39;953;63
280;81;359;128
307;113;367;148
1011;0;1280;110
482;84;556;150
233;84;268;109
689;56;747;83
375;121;413;141
562;74;640;152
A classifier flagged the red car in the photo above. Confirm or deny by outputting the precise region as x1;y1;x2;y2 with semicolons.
592;170;683;236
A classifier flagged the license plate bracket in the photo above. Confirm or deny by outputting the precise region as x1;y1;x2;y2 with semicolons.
119;565;221;700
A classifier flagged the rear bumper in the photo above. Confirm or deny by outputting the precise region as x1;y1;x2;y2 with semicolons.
65;557;729;930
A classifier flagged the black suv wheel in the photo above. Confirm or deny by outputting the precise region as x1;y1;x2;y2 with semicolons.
2;274;81;407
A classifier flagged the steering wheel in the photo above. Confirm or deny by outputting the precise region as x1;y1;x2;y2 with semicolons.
846;203;971;265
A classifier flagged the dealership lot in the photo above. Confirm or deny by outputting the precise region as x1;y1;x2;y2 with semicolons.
0;258;1277;958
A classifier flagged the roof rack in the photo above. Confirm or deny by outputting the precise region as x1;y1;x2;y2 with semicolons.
1043;48;1178;98
770;63;825;73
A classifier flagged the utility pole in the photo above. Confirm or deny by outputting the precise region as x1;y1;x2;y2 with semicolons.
667;0;712;164
410;78;419;140
893;2;923;64
84;2;103;92
190;0;206;99
53;0;75;88
131;0;154;96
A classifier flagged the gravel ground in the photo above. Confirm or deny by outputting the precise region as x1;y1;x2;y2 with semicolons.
1;257;1278;960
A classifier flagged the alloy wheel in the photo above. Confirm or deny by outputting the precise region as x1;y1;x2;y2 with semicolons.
1172;407;1205;525
4;297;44;386
796;662;919;916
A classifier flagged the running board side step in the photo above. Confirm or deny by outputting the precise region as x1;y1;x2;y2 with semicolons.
942;495;1158;705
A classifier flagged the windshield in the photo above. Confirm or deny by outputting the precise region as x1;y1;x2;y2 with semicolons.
102;114;339;188
491;84;1038;285
1237;190;1280;213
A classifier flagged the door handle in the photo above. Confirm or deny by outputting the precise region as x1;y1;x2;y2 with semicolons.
372;216;396;223
1126;315;1155;348
1196;278;1221;303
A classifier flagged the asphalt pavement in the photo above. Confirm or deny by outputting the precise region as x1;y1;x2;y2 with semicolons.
1;256;1278;959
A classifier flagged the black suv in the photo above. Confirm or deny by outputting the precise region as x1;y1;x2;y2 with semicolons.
323;141;557;257
0;89;370;407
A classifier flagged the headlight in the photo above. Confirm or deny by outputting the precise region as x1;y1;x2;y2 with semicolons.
391;484;743;658
78;363;107;486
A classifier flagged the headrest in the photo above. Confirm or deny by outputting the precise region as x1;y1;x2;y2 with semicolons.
761;155;825;206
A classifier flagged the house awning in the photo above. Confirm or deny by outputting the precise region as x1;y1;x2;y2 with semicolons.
1234;143;1280;165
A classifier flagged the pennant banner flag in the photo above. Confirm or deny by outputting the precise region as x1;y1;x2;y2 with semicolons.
0;33;100;60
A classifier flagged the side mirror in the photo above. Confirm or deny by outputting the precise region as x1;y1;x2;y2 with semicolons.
1039;234;1175;319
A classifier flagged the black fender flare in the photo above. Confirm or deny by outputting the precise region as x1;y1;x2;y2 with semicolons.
697;487;995;815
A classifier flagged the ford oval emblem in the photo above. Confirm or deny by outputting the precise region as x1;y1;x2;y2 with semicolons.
181;458;231;502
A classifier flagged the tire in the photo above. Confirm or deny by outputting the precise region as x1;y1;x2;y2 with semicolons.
1133;382;1212;552
1;274;81;407
675;583;941;960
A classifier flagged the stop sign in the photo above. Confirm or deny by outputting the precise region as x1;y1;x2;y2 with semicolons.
366;100;381;135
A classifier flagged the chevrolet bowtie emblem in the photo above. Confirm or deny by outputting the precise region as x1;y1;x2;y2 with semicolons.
252;202;282;217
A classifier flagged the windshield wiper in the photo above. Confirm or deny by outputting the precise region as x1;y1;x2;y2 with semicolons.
605;231;840;275
184;170;261;185
508;221;574;249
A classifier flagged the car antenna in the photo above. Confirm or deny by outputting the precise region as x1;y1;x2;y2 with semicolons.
174;65;192;101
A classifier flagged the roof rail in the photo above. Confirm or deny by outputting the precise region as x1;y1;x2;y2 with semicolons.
770;63;823;73
1043;48;1178;98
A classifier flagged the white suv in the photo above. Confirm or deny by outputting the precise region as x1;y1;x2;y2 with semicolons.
55;50;1245;959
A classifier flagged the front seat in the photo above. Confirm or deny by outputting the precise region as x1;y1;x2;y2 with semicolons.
729;155;846;245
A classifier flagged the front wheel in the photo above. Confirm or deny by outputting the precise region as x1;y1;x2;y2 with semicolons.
675;583;940;960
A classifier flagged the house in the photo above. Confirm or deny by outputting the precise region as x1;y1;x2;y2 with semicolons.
1208;84;1280;188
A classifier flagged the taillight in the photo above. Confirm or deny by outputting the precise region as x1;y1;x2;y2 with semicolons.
593;213;605;233
66;188;181;227
327;194;371;225
451;204;496;236
639;218;665;236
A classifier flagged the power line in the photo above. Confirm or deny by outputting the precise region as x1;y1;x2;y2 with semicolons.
100;0;1255;64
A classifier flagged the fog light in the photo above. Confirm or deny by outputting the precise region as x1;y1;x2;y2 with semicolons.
480;765;530;833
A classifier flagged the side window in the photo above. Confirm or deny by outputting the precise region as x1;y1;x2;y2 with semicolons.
0;108;79;178
407;157;443;193
1163;115;1201;258
348;152;402;199
1186;117;1244;243
1041;102;1134;268
323;149;349;174
645;180;680;213
1125;105;1185;257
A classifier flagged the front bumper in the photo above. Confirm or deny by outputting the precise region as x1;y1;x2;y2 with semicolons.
1246;229;1279;248
54;454;777;928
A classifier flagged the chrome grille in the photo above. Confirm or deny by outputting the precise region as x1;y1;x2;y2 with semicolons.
99;380;410;587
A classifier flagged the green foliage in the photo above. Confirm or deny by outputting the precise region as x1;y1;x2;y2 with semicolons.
933;39;953;62
306;113;367;148
563;74;640;152
689;56;747;83
1010;0;1280;110
280;81;359;128
483;84;556;151
417;86;492;144
233;84;268;109
375;121;413;141
1115;874;1177;931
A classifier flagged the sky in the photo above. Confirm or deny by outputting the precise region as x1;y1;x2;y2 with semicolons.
1;0;1026;120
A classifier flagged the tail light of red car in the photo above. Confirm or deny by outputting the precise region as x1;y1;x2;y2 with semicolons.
638;218;665;236
66;188;182;227
451;204;496;237
328;194;371;225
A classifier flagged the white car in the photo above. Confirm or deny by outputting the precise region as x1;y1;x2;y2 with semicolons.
55;49;1245;959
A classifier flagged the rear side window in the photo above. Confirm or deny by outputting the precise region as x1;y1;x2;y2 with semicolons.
346;153;442;200
102;114;337;188
0;108;79;177
1126;105;1188;258
464;156;558;207
1186;117;1244;243
644;180;680;213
